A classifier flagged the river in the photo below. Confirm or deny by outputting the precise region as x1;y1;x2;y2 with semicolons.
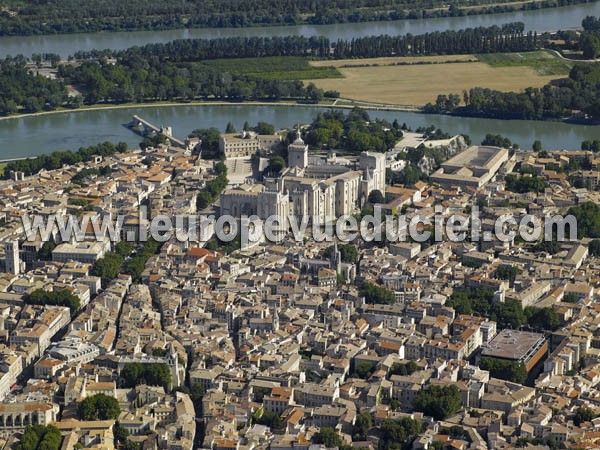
0;104;597;158
0;4;599;156
2;2;600;58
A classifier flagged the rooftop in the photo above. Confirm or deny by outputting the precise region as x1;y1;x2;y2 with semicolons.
481;329;545;361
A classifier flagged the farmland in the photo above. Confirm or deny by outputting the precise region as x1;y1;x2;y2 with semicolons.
307;51;566;105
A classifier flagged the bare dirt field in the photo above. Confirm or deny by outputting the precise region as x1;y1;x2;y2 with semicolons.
308;57;558;105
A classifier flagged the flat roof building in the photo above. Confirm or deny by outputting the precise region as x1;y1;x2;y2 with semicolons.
430;145;510;188
52;240;108;264
481;329;548;372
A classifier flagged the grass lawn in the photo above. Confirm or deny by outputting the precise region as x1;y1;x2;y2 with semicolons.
476;50;573;76
199;56;342;80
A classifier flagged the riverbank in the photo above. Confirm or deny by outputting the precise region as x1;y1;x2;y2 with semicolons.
0;100;426;123
0;96;596;126
2;2;599;59
0;0;592;38
4;48;581;124
0;103;596;157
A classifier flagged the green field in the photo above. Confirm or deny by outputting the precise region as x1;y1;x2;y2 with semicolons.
199;56;342;81
477;51;573;76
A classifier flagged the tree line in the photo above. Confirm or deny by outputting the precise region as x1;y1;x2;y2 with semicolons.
91;238;162;286
332;23;539;58
447;287;562;331
16;425;62;450
0;22;557;117
57;58;325;105
72;23;537;62
2;21;598;121
197;161;228;210
26;289;81;315
0;0;586;36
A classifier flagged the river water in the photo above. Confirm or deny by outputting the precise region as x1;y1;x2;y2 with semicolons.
0;4;599;157
1;105;597;158
1;2;600;58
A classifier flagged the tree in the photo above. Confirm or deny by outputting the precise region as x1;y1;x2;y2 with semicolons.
563;292;579;304
17;425;62;450
253;122;275;135
115;241;135;257
581;33;600;59
413;385;462;420
574;407;597;426
26;289;81;315
440;426;469;440
122;441;140;450
379;417;422;449
355;361;375;379
145;363;172;388
188;384;204;408
568;202;600;238
253;409;283;429
504;173;547;193
189;128;220;157
121;363;143;385
495;264;521;284
401;164;420;186
589;239;600;256
91;252;124;284
38;239;57;260
312;427;343;447
532;140;542;152
479;357;527;384
482;134;512;148
4;141;126;179
17;426;41;450
78;394;121;420
390;361;418;376
265;156;286;175
353;412;373;441
524;306;561;331
368;189;385;205
305;82;324;103
531;239;561;255
121;363;171;389
360;282;394;304
114;425;130;444
324;243;359;264
225;122;236;133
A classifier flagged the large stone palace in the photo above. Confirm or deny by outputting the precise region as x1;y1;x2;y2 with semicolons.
220;135;385;224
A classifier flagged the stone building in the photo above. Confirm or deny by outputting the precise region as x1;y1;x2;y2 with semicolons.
0;402;59;432
219;136;386;225
219;131;283;158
